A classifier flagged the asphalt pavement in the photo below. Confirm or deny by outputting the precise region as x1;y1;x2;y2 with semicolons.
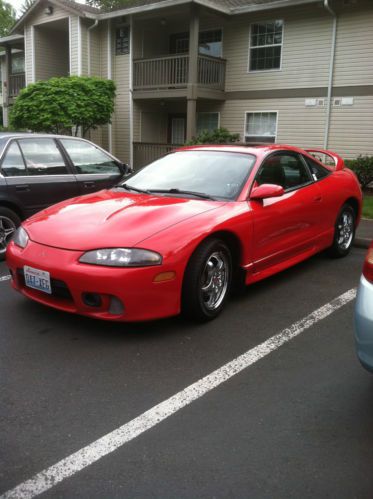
0;246;372;498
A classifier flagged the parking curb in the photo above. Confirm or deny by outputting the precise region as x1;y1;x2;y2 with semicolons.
354;238;370;250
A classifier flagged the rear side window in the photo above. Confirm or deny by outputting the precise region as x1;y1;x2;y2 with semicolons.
61;139;121;175
304;156;330;180
1;142;26;177
18;139;68;176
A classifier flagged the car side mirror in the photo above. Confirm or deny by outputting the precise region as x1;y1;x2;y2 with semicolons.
250;183;285;200
117;162;132;176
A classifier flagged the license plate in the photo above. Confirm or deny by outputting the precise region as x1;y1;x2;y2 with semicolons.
24;265;52;294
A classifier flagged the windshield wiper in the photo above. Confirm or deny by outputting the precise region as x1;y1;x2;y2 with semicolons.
116;183;151;194
148;188;216;200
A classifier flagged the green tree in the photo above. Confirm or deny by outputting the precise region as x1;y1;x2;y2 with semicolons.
0;0;16;37
10;76;116;136
85;0;127;11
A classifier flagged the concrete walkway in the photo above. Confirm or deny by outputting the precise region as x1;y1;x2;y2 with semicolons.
355;218;373;249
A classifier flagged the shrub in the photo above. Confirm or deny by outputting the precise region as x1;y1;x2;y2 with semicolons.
345;156;373;189
10;76;116;137
187;127;240;145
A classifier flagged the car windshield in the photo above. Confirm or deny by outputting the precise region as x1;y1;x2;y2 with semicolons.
122;150;256;200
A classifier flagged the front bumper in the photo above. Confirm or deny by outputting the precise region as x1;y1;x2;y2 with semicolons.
354;275;373;372
6;240;181;322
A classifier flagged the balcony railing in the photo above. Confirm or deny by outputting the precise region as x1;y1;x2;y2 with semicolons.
9;73;25;98
133;54;226;91
133;142;182;170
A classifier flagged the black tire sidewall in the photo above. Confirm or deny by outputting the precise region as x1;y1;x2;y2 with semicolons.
0;207;21;261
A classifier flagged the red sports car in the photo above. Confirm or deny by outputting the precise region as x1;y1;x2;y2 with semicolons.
6;145;362;322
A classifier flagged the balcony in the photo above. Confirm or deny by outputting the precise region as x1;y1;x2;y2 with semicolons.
9;73;26;98
133;142;182;170
133;54;226;97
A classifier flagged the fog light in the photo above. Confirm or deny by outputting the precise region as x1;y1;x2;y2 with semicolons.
109;296;124;315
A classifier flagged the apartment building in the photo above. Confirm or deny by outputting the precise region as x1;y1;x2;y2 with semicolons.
0;0;372;169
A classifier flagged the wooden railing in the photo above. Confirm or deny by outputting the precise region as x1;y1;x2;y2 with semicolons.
197;55;226;89
133;54;226;91
133;142;182;170
9;73;25;98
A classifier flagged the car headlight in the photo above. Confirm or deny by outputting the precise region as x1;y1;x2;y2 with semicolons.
13;227;29;249
79;248;162;267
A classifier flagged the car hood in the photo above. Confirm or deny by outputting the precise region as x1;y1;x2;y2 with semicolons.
24;190;226;251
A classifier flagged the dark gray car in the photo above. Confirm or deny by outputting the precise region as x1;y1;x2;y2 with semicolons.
0;133;129;259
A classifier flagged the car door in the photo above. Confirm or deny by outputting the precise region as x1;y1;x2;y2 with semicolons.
59;138;124;195
250;151;324;273
2;138;79;217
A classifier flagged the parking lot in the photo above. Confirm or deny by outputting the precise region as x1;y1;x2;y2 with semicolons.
1;247;372;498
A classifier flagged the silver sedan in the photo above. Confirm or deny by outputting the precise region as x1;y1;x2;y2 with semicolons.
355;242;373;372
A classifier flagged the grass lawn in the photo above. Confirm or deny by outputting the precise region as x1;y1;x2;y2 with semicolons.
362;195;373;219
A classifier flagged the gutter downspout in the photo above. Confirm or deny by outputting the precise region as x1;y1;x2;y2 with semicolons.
107;19;113;153
87;19;99;76
323;0;337;150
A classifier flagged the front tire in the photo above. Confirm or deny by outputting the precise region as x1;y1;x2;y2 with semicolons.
0;207;21;261
328;203;355;258
182;238;232;321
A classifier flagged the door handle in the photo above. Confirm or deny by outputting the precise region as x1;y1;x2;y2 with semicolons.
83;181;95;188
314;195;322;202
15;185;30;192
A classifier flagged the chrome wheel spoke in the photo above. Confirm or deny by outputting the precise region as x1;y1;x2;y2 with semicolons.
200;251;229;311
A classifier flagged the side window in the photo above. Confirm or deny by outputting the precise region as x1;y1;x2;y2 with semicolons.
280;154;312;189
18;139;68;176
257;154;312;190
1;142;27;177
304;156;330;180
61;139;121;175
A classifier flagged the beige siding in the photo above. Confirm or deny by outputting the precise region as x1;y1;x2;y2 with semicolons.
334;7;373;87
220;98;326;149
113;45;131;163
224;6;332;92
26;3;71;26
328;96;373;159
69;16;79;75
34;24;69;80
24;26;33;85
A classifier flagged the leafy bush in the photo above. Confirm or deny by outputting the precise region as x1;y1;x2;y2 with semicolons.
345;155;373;189
187;127;240;145
10;76;116;137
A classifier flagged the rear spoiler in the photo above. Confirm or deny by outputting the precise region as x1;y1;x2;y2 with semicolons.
305;148;345;171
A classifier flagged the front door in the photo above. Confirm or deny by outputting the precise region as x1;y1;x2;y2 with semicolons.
169;115;186;145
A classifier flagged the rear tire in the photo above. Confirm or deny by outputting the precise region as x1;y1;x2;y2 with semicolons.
182;238;232;321
328;203;355;258
0;207;21;261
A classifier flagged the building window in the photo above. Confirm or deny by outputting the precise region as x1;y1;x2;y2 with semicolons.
116;26;129;55
197;112;219;134
245;112;277;143
249;20;283;71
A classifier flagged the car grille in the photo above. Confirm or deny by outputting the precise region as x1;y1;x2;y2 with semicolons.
16;269;73;301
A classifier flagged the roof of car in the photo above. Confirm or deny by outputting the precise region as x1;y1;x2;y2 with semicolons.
175;144;305;155
0;133;85;139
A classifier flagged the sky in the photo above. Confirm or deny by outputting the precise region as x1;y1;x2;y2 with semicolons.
8;0;86;16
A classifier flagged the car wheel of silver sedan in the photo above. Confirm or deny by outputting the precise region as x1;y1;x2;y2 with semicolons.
0;207;21;261
328;203;356;258
182;238;232;321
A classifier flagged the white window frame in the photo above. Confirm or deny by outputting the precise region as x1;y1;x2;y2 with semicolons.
196;112;220;134
247;19;284;73
244;111;278;143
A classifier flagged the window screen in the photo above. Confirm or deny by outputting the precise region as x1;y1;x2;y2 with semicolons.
245;112;277;144
249;21;283;71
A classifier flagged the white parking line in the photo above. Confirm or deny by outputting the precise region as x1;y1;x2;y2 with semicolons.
0;275;10;282
1;288;356;499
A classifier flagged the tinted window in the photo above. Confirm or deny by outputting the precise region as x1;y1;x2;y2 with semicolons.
126;151;256;200
1;142;26;177
304;156;330;180
18;139;68;176
257;153;312;190
61;139;121;175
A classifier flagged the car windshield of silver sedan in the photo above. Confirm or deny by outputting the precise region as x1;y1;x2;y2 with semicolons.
119;151;256;201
